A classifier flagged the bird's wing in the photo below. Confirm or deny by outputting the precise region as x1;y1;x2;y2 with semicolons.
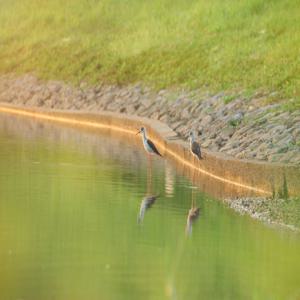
147;139;162;156
192;141;202;159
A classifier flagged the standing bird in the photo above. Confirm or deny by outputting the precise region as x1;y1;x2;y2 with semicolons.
188;131;202;160
136;127;162;157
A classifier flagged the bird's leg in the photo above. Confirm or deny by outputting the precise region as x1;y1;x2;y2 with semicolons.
147;154;153;194
191;187;195;209
149;155;153;194
191;169;196;208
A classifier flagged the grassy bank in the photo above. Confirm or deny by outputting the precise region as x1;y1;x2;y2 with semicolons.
0;0;299;109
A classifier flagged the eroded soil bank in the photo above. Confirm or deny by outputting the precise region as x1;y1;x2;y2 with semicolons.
1;74;300;165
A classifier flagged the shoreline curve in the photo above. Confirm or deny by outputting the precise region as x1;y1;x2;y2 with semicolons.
0;103;299;198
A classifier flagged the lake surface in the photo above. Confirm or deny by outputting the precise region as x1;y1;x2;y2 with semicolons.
0;115;299;300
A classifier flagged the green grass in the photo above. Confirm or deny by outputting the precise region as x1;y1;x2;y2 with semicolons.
0;0;299;109
223;95;237;104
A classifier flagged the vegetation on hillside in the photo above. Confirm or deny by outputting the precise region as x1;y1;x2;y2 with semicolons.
0;0;299;109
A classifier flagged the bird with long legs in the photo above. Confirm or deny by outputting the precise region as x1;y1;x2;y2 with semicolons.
136;126;161;223
136;127;162;158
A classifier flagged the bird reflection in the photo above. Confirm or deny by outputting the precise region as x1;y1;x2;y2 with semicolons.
164;174;201;298
185;173;200;236
138;194;158;224
185;201;200;236
138;154;159;224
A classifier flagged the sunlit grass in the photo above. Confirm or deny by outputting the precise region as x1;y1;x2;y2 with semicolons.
0;0;299;109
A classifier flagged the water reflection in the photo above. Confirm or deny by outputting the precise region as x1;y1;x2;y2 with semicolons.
185;189;200;236
0;112;269;199
185;172;201;236
138;195;158;224
138;157;159;224
164;161;175;198
1;114;300;300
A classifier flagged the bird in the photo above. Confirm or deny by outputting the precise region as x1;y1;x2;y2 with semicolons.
136;127;162;157
138;195;159;223
186;206;200;236
188;131;202;160
185;191;200;236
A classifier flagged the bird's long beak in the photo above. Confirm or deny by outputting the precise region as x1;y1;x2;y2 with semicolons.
136;130;141;135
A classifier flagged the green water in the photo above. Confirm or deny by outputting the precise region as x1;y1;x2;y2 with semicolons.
0;115;299;300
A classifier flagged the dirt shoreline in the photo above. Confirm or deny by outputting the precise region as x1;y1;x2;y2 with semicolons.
0;73;300;166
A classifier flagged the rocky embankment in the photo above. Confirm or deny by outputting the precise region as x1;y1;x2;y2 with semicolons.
0;74;300;165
